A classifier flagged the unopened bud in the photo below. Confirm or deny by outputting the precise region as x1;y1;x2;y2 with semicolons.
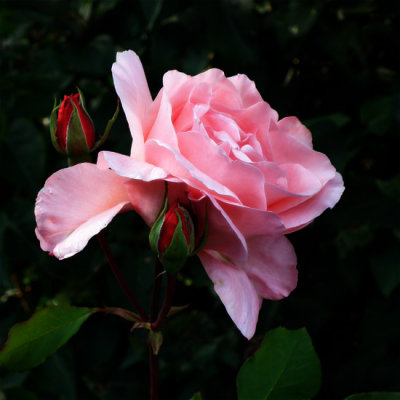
149;202;195;274
50;92;95;161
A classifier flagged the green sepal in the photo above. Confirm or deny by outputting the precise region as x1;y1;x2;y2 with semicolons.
148;330;163;355
76;87;87;109
149;183;169;254
101;307;142;323
92;99;120;151
167;304;190;317
66;100;91;157
49;99;64;154
160;211;193;275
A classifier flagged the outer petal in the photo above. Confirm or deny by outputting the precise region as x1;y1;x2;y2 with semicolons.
219;201;285;238
112;50;153;160
98;151;168;181
279;172;345;232
124;180;165;226
206;197;248;262
237;235;298;300
269;127;336;186
277;116;313;148
228;74;263;107
199;250;262;339
35;163;132;259
97;151;169;226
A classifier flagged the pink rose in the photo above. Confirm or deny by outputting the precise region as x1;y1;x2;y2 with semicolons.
35;50;344;338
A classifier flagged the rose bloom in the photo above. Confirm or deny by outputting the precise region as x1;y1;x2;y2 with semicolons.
35;50;344;339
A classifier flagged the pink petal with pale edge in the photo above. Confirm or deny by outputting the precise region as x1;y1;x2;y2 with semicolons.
35;163;131;259
146;89;179;149
280;163;322;195
219;201;285;238
205;196;248;262
269;127;336;186
177;131;266;209
112;50;153;160
97;151;169;226
277;116;313;148
228;74;263;107
97;151;168;181
162;70;192;103
124;180;165;226
145;139;239;202
279;172;345;232
238;235;298;300
199;250;262;339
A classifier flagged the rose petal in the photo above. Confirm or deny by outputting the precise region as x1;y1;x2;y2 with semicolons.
177;131;266;209
146;89;179;149
211;78;242;109
124;180;165;226
193;68;225;86
199;250;262;339
35;163;132;259
145;139;239;202
112;50;153;160
205;196;248;262
280;163;322;195
269;126;336;185
277;116;313;148
162;70;192;104
219;201;285;238
279;172;345;232
228;74;263;107
238;235;298;300
98;151;168;181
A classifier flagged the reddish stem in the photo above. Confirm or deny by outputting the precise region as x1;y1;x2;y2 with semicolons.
151;273;177;331
96;232;148;321
148;265;177;399
150;257;164;321
149;344;159;400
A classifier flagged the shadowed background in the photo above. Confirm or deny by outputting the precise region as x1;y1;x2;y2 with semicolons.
1;0;399;399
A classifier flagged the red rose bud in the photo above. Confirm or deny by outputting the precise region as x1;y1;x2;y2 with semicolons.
149;202;195;274
50;91;95;161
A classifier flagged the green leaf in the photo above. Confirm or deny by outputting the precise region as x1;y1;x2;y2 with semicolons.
0;306;98;371
344;393;400;400
237;327;321;400
148;330;163;356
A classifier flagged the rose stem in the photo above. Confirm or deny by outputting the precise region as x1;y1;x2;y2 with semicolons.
96;232;148;321
151;272;177;331
148;268;177;399
149;343;159;400
150;257;164;321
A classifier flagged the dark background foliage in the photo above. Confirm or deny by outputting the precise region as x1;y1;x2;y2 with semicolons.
1;0;399;399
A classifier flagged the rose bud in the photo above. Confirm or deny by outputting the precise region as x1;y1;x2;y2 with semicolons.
149;202;196;274
49;90;95;164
